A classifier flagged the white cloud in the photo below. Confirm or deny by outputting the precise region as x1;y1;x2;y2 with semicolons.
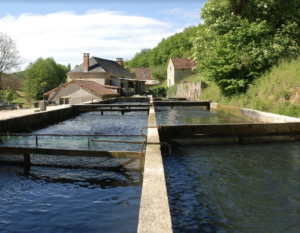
0;10;178;70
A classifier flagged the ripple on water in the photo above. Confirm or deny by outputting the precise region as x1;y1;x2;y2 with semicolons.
164;143;300;232
0;166;142;233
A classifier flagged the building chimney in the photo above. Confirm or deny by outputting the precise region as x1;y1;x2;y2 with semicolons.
83;53;90;72
116;58;123;67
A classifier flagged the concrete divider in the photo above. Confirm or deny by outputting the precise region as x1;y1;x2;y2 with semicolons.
138;105;172;233
211;102;300;123
0;106;75;133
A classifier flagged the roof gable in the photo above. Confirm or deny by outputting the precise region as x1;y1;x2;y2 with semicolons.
45;80;119;96
130;68;155;80
69;57;134;77
170;58;196;70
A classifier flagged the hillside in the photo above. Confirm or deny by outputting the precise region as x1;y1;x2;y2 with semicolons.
189;58;300;118
125;25;201;68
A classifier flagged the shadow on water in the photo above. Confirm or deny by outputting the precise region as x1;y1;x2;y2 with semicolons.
164;143;300;233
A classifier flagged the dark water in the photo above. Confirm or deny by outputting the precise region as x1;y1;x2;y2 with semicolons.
156;106;300;232
0;109;148;233
155;106;252;125
0;166;141;233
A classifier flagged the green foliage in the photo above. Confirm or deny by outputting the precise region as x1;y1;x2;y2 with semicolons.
151;65;167;83
22;57;69;100
0;87;18;104
167;85;177;97
192;0;300;96
199;57;300;118
127;26;200;68
148;86;168;97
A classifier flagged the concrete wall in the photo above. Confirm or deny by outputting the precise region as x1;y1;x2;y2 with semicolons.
211;102;300;123
0;106;75;133
169;81;205;99
68;72;106;85
53;82;103;104
138;104;172;233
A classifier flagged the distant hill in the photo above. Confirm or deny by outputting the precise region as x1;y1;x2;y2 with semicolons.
126;25;201;68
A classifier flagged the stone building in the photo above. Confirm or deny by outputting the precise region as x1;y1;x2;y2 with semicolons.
68;54;145;96
44;80;120;105
167;58;196;87
130;68;159;91
45;53;146;104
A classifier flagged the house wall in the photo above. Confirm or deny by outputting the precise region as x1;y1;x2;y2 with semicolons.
167;60;175;87
174;69;195;84
67;72;106;85
53;83;103;104
139;82;146;93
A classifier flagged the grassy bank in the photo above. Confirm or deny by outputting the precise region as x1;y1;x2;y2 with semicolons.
199;58;300;118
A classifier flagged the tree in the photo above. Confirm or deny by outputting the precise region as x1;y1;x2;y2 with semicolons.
192;0;300;96
0;34;23;89
151;65;167;83
22;57;69;100
1;87;18;104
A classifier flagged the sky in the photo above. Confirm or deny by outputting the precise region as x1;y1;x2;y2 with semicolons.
0;0;207;71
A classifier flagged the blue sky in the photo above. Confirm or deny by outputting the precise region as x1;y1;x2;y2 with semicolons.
0;0;207;70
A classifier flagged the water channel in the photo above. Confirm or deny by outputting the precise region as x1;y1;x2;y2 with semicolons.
156;106;300;232
0;109;148;233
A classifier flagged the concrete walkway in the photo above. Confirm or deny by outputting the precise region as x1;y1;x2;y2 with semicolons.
0;105;71;120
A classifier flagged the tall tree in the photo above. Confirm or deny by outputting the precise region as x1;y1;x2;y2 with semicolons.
22;57;69;100
192;0;300;96
0;34;23;89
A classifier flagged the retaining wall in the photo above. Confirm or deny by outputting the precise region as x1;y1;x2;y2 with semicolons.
211;102;300;123
0;106;75;133
169;82;205;99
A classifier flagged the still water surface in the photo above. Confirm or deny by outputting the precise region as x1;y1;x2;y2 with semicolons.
0;110;148;233
157;106;300;232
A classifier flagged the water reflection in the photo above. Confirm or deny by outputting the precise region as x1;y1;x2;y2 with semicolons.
155;106;252;125
0;165;142;233
164;143;300;232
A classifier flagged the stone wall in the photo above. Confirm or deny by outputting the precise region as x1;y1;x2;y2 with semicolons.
169;81;206;99
67;72;106;85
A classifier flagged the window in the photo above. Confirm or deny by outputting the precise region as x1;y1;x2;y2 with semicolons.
59;97;70;105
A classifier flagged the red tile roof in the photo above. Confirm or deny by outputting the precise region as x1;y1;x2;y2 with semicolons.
44;80;119;96
74;80;119;95
130;68;155;80
170;58;196;70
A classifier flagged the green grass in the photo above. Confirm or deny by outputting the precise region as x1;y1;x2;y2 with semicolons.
198;57;300;118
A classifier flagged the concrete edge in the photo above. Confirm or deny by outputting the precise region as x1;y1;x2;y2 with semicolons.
210;102;300;123
137;105;172;233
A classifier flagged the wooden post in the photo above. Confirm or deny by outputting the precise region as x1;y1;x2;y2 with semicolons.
101;111;103;116
24;153;31;165
122;110;124;116
36;135;38;146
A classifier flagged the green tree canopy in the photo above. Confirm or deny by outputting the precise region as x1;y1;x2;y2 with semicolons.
192;0;300;96
126;25;200;68
22;57;69;100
